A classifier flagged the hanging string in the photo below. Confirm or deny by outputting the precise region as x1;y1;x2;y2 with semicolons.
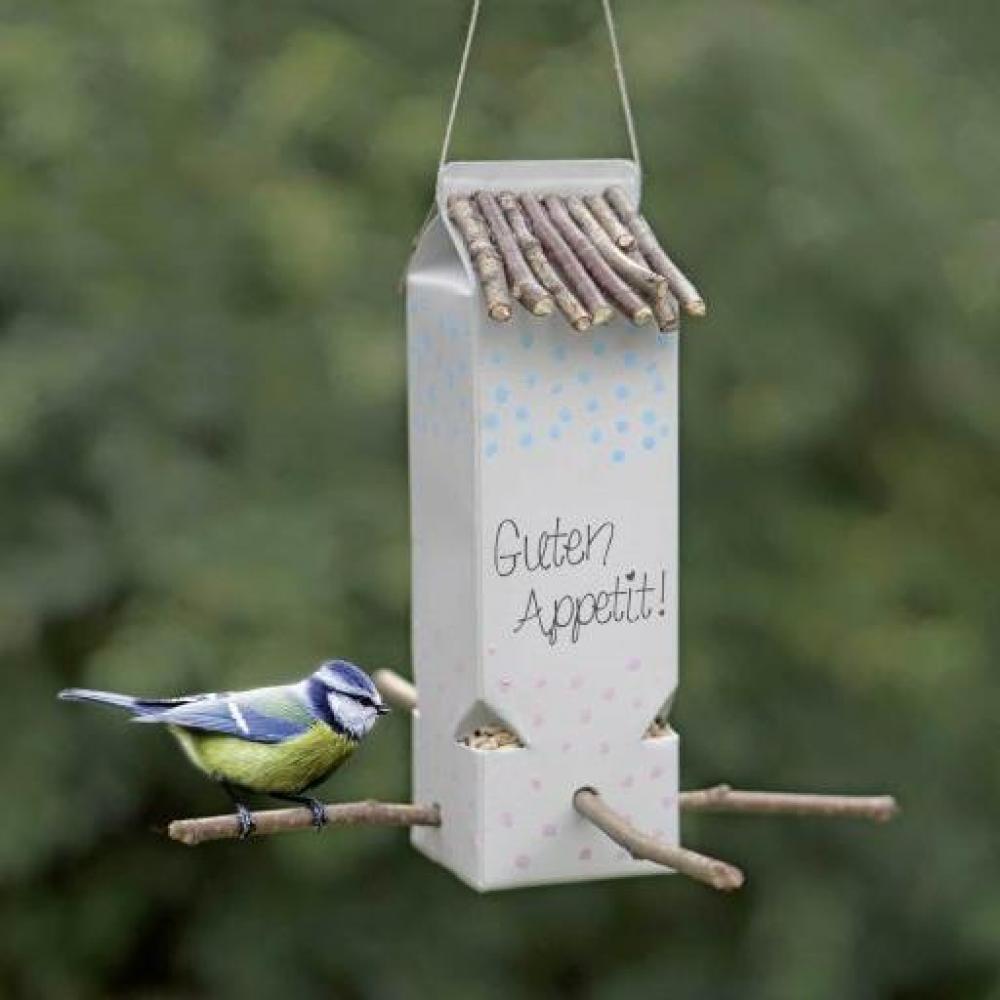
437;0;641;168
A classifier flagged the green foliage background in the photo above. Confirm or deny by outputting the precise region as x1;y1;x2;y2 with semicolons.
1;0;998;996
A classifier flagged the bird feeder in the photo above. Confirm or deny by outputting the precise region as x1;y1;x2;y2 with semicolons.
167;0;898;893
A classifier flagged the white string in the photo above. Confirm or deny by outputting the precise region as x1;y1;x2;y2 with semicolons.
438;0;641;168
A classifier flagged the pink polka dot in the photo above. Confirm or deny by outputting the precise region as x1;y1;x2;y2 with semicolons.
561;741;572;753
626;657;642;672
631;696;643;709
602;688;616;702
530;778;542;791
578;848;592;861
650;766;664;780
580;709;592;724
621;775;635;789
500;812;514;829
499;677;512;690
531;714;545;728
487;645;497;656
599;741;610;755
515;854;531;870
542;823;557;838
535;677;547;690
570;675;584;690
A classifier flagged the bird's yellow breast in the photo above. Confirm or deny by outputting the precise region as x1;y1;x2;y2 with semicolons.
170;723;356;794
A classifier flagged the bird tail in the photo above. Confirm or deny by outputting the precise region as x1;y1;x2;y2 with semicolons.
58;688;143;713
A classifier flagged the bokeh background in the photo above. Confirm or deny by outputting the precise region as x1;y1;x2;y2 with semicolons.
2;0;998;996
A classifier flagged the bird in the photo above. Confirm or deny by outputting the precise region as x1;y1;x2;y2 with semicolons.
58;659;389;839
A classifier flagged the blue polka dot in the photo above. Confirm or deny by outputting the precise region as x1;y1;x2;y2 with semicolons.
484;412;500;430
491;351;504;366
642;436;656;450
615;384;630;401
642;410;656;426
623;351;638;369
660;424;669;437
524;372;538;388
657;333;671;347
653;378;665;394
559;407;572;423
593;340;608;356
612;449;626;463
519;432;534;449
577;370;592;384
616;419;629;433
549;425;561;440
646;361;658;373
495;385;510;404
552;345;568;361
586;398;600;413
551;383;564;395
516;406;529;422
520;332;535;350
485;441;499;458
590;428;604;444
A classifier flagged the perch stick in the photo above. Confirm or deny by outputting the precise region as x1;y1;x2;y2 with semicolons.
373;668;417;713
629;248;679;332
605;185;706;317
168;800;441;846
679;784;899;823
475;191;553;317
584;193;635;251
520;194;613;326
566;195;666;298
447;195;512;322
544;195;653;326
573;788;744;892
500;192;591;332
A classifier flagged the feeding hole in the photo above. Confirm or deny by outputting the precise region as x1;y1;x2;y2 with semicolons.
454;700;525;751
642;689;676;741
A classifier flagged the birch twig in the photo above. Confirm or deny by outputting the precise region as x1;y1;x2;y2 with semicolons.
573;788;745;892
679;784;900;823
584;193;635;251
500;192;591;332
566;195;665;299
544;195;653;326
476;191;553;317
168;800;441;846
605;186;706;317
520;194;613;326
629;248;679;332
447;195;512;322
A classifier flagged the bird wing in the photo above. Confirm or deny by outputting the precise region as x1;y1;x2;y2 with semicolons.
133;686;314;744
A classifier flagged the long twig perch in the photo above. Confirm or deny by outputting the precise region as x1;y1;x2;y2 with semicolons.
520;194;613;326
168;800;441;847
500;192;591;332
679;784;899;823
573;788;744;892
605;185;706;317
447;195;512;322
584;193;635;251
373;668;417;712
544;195;653;326
475;191;553;317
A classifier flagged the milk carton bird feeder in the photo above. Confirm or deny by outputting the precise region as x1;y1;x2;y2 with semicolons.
167;0;898;892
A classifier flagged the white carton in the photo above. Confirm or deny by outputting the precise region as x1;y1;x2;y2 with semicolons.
406;159;679;890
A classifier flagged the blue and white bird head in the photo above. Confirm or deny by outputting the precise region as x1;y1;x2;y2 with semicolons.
307;660;388;740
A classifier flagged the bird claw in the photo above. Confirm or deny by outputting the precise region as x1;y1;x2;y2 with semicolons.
235;803;256;840
307;798;327;831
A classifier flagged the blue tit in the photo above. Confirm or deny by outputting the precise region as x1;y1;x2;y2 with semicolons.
59;659;389;838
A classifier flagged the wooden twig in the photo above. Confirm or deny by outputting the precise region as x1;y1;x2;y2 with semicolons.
679;784;899;823
584;193;635;251
605;186;706;317
573;788;744;892
520;194;613;326
543;195;653;326
373;668;417;713
447;195;512;322
566;195;665;299
500;192;591;332
629;248;679;332
476;191;553;317
168;800;441;846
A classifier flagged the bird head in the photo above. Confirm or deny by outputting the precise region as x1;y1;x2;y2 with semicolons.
309;660;389;740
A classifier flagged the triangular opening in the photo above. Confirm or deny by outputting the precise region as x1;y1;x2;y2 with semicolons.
643;689;676;741
454;700;525;751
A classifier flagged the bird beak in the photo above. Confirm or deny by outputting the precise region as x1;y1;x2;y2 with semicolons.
376;703;391;715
